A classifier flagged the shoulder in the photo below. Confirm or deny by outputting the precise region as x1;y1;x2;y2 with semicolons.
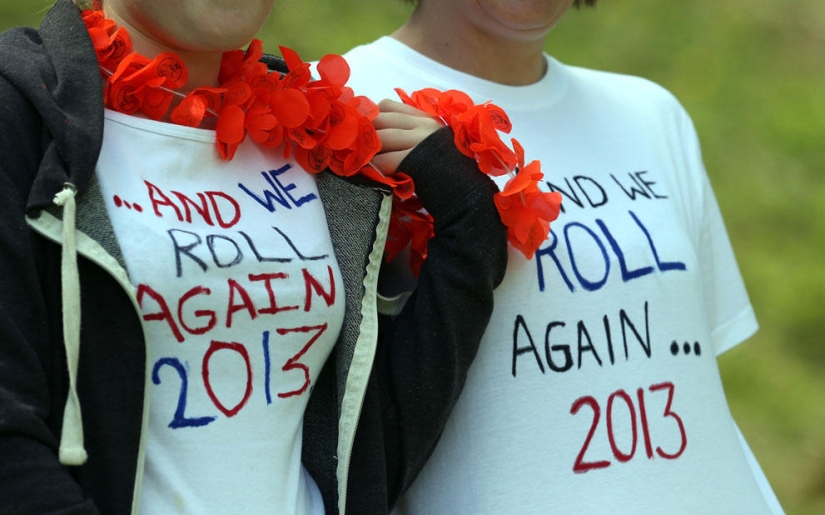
0;25;48;96
557;60;694;135
560;61;683;113
0;27;49;197
565;63;680;104
0;23;43;51
0;22;53;89
341;39;380;61
0;8;105;208
341;37;400;72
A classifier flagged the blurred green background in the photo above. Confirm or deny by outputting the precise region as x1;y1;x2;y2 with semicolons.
4;0;823;513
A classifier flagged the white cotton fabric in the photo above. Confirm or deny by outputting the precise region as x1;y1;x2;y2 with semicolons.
97;109;340;515
342;37;780;515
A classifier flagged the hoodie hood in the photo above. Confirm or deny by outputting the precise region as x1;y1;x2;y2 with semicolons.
0;0;103;213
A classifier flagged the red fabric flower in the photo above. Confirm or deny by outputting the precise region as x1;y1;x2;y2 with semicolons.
105;51;188;121
454;106;517;176
359;166;415;200
394;88;562;265
494;139;562;258
83;10;130;75
170;87;223;127
385;196;434;278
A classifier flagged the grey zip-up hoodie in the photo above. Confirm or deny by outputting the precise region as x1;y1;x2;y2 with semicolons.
0;1;508;514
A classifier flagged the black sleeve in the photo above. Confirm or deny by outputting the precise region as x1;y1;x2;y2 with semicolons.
374;126;508;503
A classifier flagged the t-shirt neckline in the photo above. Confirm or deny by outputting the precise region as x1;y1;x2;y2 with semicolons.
370;36;569;111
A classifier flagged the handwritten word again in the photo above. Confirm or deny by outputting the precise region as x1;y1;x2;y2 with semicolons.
137;266;336;343
536;210;686;293
513;302;651;377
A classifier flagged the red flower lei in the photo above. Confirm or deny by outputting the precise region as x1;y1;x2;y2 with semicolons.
82;8;381;173
394;88;562;264
82;9;560;275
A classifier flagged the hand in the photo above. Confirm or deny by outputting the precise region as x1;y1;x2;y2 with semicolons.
371;99;444;175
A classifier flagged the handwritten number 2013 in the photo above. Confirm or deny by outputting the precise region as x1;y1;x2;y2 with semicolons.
152;325;325;429
570;382;687;473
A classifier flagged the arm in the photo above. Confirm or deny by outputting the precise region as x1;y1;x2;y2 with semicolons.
369;101;509;502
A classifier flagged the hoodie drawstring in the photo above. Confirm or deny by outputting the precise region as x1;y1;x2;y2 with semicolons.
53;183;88;466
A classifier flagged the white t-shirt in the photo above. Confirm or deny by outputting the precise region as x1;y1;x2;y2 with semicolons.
97;109;342;514
342;37;782;515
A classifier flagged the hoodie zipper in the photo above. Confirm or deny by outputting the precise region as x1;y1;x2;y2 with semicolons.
27;210;151;515
336;192;393;515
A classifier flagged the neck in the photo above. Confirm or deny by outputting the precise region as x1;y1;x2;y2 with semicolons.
102;10;224;92
392;8;548;86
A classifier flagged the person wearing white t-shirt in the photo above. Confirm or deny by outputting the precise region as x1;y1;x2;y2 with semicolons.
341;0;785;513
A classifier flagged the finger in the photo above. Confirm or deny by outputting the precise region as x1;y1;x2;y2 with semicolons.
373;112;443;132
378;98;432;116
373;112;424;131
376;127;436;153
374;111;444;133
371;149;412;175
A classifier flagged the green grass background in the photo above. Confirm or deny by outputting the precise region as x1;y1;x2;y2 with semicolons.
4;1;823;513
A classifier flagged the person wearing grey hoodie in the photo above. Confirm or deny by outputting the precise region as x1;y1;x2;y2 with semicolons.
0;0;508;513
